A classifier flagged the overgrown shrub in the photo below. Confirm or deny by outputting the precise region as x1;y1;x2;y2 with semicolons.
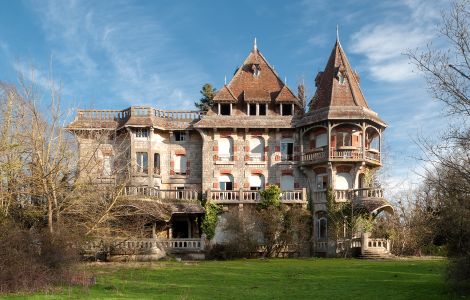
201;202;222;240
0;222;80;294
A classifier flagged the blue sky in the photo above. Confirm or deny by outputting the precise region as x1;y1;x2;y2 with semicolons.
0;0;450;191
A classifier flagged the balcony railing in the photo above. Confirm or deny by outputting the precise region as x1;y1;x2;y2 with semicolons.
124;186;199;201
301;149;327;164
208;189;307;204
75;106;203;123
330;148;362;159
365;150;380;162
333;188;384;202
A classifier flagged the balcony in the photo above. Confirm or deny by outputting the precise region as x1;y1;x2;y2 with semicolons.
301;149;327;164
124;186;200;201
208;188;307;204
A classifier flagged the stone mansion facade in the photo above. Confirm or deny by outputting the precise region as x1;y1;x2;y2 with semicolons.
69;37;393;258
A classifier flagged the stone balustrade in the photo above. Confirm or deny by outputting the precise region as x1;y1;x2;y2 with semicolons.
83;237;205;255
208;188;307;204
124;186;199;201
332;187;384;202
75;106;202;123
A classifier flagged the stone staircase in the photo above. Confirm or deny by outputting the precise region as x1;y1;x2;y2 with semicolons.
358;248;394;259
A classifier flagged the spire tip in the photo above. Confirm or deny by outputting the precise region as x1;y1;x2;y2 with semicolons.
254;37;257;51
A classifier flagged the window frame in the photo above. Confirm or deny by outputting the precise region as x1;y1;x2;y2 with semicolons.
136;152;148;174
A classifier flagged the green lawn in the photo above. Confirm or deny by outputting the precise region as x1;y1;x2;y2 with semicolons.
5;258;454;299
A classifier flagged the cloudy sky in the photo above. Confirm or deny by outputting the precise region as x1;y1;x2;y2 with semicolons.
0;0;450;191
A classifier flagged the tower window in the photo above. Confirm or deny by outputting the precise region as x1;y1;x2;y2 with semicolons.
136;128;149;138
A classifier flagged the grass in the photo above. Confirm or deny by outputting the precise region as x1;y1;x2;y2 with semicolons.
4;258;455;300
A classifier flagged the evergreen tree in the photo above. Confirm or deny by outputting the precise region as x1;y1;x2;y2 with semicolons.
195;83;217;111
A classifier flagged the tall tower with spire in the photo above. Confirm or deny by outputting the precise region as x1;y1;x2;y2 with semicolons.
297;34;393;256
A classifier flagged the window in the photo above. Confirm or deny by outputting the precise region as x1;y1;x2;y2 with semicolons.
174;155;187;175
219;174;233;191
318;218;327;239
336;132;352;147
316;174;328;190
280;138;294;161
154;153;160;174
136;128;149;138
281;103;293;116
218;137;233;161
249;174;264;191
249;137;264;161
174;131;186;142
248;103;257;116
219;103;231;115
102;155;113;176
259;104;267;115
136;152;148;173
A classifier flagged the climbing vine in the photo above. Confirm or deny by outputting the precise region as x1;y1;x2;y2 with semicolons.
201;202;222;240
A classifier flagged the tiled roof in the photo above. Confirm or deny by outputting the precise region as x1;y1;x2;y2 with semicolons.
213;42;299;105
275;85;298;103
310;39;369;111
213;85;237;102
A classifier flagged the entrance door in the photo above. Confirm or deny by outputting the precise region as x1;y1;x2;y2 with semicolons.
172;220;189;238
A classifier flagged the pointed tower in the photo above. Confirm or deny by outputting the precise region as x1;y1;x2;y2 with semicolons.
297;36;393;257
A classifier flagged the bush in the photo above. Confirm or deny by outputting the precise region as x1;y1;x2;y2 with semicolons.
0;222;80;294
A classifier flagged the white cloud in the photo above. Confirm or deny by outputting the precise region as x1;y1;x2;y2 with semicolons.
349;0;447;83
26;0;208;109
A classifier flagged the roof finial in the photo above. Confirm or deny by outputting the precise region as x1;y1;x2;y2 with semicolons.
254;37;257;51
224;75;227;85
336;25;340;43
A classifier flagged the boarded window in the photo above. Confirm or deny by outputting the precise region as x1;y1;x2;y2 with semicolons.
174;155;187;175
249;137;264;161
218;137;233;161
280;175;294;190
103;155;113;176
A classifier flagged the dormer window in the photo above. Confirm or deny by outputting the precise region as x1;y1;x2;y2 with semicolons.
280;103;293;116
337;69;346;84
247;103;268;116
252;64;261;77
219;103;231;115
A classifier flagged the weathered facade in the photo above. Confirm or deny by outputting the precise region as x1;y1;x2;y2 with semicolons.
69;36;393;258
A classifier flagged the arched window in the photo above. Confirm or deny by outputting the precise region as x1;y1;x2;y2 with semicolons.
249;174;264;191
318;218;327;239
219;174;234;191
218;137;233;161
280;175;294;191
335;172;352;190
249;137;264;161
